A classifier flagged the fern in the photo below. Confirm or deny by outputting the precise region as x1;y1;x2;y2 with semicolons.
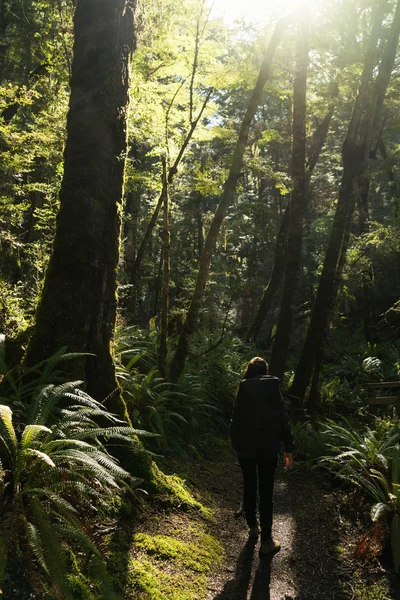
319;420;400;565
0;360;150;598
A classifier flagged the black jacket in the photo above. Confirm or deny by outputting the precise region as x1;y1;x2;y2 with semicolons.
230;375;294;459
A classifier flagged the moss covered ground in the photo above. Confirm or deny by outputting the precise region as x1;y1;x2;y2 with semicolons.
106;464;223;600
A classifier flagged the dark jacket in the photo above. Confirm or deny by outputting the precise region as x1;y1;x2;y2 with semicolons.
230;375;294;459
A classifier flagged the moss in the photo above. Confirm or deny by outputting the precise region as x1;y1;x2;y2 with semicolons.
108;512;223;599
128;558;206;600
68;575;97;600
353;569;393;600
151;464;213;520
66;549;99;600
125;528;223;600
353;580;392;600
133;532;223;573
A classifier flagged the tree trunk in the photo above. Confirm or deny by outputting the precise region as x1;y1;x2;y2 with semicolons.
307;188;356;409
196;192;204;258
359;173;378;344
24;0;136;418
246;81;339;343
157;160;170;376
169;16;290;382
246;205;289;342
124;145;144;275
153;245;163;317
269;13;309;379
378;138;400;217
290;0;400;402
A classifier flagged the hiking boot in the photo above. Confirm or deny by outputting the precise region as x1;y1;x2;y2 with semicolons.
259;537;281;555
248;526;259;539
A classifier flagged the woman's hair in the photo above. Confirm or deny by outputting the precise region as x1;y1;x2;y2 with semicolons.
243;356;268;379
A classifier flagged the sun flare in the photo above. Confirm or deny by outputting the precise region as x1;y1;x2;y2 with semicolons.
211;0;314;25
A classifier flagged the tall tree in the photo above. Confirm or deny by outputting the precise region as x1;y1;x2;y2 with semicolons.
290;0;400;402
169;16;290;382
269;12;309;379
157;159;170;375
24;0;136;417
245;83;339;343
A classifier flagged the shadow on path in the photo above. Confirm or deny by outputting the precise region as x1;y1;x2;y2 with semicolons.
249;556;272;600
274;471;350;600
212;538;272;600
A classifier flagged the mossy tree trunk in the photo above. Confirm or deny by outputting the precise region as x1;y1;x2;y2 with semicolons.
290;0;400;402
24;0;136;418
169;17;290;383
269;13;309;379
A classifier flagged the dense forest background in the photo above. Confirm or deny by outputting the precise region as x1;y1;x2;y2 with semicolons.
0;0;399;598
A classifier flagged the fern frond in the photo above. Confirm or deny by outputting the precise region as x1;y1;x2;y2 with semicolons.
25;520;49;575
28;381;82;425
0;406;17;451
28;496;73;599
21;425;52;449
25;449;56;468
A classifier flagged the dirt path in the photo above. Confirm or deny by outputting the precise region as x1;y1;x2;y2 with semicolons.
189;450;354;600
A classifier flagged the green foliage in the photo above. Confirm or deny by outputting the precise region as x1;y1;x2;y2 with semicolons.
317;341;400;415
291;421;330;466
0;352;154;598
114;326;237;452
123;525;222;599
133;532;221;572
318;418;400;568
151;464;213;519
352;568;393;600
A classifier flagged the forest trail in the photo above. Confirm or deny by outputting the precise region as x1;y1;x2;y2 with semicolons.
193;448;354;600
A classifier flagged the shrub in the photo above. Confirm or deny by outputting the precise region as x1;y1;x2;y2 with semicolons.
0;352;151;598
318;418;400;570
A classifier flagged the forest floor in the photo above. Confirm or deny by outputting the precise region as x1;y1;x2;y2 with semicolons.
127;441;400;600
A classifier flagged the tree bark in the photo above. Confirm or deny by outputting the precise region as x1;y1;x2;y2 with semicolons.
24;0;136;418
124;143;146;275
246;81;339;343
169;16;290;382
157;160;170;375
269;13;309;379
290;0;400;402
378;137;400;217
124;189;141;273
358;173;378;344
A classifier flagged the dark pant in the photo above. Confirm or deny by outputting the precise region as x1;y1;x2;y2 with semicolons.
238;456;278;541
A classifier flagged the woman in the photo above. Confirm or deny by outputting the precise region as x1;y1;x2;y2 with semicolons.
231;357;293;555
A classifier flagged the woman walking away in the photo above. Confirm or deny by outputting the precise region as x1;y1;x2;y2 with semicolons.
231;357;293;556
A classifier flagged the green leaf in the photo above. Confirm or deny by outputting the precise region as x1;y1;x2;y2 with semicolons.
371;502;390;522
0;405;17;451
21;425;52;449
25;449;55;468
